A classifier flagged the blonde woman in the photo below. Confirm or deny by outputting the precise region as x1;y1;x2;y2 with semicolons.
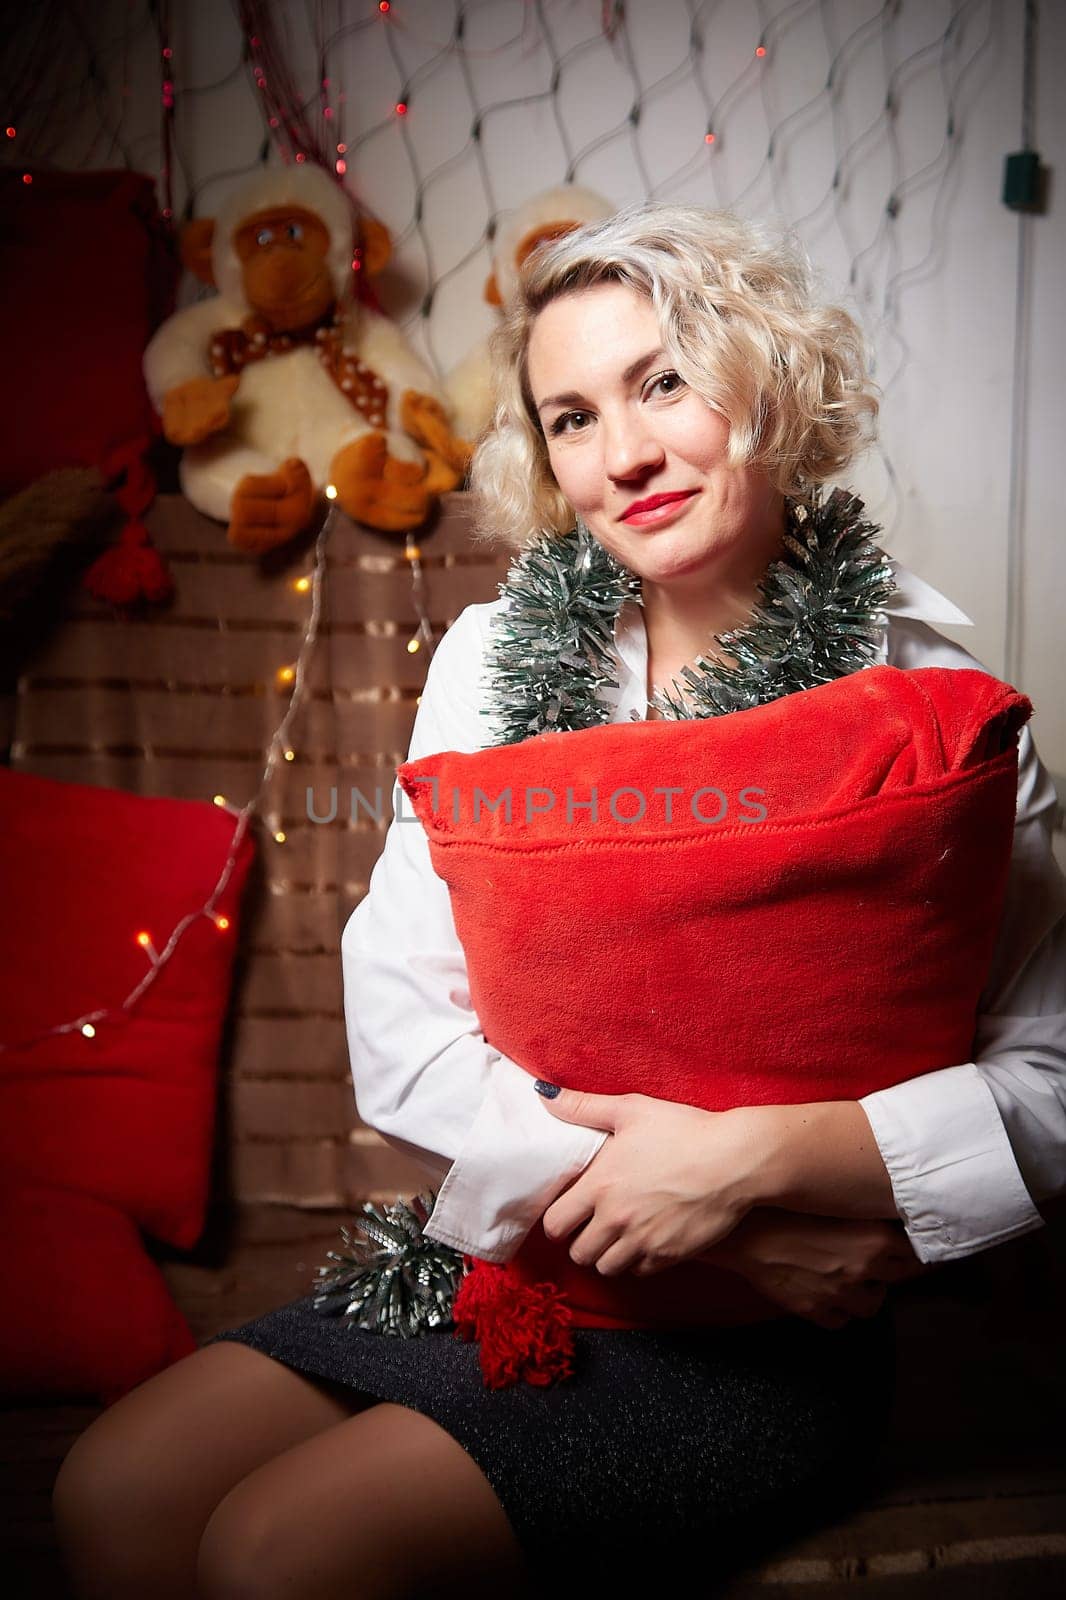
53;204;1066;1598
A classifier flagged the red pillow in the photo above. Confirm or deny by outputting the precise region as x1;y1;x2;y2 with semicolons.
0;769;256;1249
398;665;1029;1330
0;1179;197;1406
0;168;177;495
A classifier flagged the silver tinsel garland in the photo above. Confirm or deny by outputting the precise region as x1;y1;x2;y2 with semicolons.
318;486;898;1338
482;486;898;743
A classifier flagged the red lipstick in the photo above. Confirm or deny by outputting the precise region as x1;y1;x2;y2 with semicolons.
620;491;698;525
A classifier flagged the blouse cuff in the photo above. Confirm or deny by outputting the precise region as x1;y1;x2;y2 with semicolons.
858;1062;1045;1263
421;1054;608;1263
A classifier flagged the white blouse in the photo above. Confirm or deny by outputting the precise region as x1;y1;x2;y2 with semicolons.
341;558;1066;1267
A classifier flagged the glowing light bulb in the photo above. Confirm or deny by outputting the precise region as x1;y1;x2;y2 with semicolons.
22;173;32;185
405;544;422;561
294;577;311;593
336;159;347;175
406;638;420;654
284;749;295;762
136;931;152;948
82;1023;96;1038
380;1;391;12
277;665;296;685
213;794;227;807
705;132;716;145
325;483;338;500
337;142;347;153
274;830;287;843
295;151;306;163
755;45;766;58
6;126;16;139
215;915;230;931
395;101;407;116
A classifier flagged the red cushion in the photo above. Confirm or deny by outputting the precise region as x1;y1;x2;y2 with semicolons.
0;1178;197;1406
0;769;256;1249
398;664;1029;1329
0;168;177;495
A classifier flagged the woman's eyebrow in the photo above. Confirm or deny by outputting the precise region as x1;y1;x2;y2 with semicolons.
535;347;666;414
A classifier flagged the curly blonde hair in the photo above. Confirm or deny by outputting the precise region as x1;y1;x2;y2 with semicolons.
468;202;880;553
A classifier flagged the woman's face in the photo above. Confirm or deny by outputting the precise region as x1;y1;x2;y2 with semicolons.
526;282;783;592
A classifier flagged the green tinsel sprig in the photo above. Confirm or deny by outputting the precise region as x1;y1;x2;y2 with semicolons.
312;1191;467;1338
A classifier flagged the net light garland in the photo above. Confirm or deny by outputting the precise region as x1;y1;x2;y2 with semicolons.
4;0;993;553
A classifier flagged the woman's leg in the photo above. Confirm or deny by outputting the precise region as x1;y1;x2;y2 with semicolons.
196;1401;535;1600
51;1341;375;1600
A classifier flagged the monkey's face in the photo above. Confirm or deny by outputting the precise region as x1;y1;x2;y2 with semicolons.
234;206;335;330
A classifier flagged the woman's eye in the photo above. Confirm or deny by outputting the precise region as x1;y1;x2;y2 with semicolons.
549;410;590;437
287;221;303;241
257;228;274;246
650;370;685;396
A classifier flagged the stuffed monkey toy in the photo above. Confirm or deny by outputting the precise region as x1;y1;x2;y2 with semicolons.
443;184;615;444
143;165;472;553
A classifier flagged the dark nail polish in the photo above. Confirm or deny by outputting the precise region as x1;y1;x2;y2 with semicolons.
534;1079;561;1098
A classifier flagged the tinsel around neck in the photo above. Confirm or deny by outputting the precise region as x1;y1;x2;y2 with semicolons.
481;487;898;747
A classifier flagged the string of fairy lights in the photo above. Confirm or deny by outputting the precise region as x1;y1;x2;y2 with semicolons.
1;504;315;1054
0;491;441;1055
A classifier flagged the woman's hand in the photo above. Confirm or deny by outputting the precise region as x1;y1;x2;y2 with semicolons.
703;1208;927;1329
534;1081;902;1280
537;1088;757;1277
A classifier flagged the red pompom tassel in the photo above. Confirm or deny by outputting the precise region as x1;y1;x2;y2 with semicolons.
82;435;173;606
83;519;174;606
452;1259;576;1389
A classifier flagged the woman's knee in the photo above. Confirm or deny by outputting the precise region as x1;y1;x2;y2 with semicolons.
196;1480;282;1600
51;1403;171;1597
195;1401;533;1600
52;1394;156;1539
51;1342;365;1595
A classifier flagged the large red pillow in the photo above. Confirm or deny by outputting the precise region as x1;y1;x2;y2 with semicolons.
0;769;256;1250
398;665;1030;1329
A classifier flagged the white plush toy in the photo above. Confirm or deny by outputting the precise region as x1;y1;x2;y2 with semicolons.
443;184;616;444
144;163;472;552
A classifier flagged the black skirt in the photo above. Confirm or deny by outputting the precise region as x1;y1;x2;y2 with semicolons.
206;1289;897;1590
